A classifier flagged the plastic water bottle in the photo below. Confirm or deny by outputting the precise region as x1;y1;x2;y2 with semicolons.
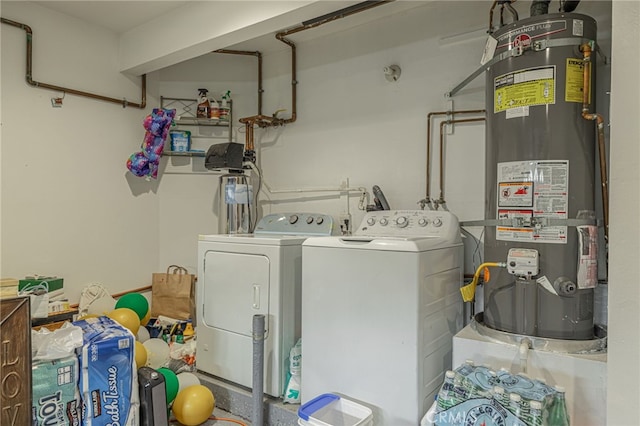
528;400;544;426
493;385;510;407
508;393;523;418
437;370;459;411
548;386;570;426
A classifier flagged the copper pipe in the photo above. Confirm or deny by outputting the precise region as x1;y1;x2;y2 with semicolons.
581;43;609;240
237;1;395;158
1;17;146;109
426;110;485;205
274;33;297;124
438;117;486;203
278;1;394;37
215;49;263;115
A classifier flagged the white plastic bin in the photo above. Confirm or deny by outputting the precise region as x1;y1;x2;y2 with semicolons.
298;393;373;426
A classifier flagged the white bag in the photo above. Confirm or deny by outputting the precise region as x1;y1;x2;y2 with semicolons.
18;281;49;318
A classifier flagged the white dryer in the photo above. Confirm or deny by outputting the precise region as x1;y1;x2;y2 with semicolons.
301;210;463;425
196;213;333;397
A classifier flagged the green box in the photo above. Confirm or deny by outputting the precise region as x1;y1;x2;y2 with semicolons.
18;277;63;292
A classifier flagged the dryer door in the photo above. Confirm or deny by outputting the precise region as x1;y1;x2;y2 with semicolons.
202;250;270;337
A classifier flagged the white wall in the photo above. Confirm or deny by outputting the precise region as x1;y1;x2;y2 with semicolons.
607;1;640;423
1;2;160;302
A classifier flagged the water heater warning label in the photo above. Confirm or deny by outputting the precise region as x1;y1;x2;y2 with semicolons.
494;66;556;114
565;58;591;103
497;160;568;244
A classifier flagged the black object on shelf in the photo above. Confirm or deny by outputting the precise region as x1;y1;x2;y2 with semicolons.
205;142;244;171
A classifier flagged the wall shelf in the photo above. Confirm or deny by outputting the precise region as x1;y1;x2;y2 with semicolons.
161;96;233;135
163;151;206;157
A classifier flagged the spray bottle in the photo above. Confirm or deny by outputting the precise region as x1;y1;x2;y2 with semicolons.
220;90;231;122
196;88;210;118
209;96;220;120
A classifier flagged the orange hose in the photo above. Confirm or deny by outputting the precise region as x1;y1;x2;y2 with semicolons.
207;416;248;425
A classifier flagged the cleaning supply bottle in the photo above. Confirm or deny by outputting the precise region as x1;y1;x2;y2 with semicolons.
220;90;231;122
183;320;194;339
196;89;210;118
209;96;220;120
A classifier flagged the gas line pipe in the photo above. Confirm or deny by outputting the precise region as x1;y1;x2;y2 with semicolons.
421;109;486;210
0;17;147;109
580;42;609;241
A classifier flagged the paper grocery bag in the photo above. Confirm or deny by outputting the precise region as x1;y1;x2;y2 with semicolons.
151;265;195;321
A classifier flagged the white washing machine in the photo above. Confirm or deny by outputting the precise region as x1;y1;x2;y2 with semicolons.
197;213;333;397
301;210;464;425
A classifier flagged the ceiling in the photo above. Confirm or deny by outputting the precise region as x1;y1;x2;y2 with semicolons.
33;1;190;34
31;1;431;42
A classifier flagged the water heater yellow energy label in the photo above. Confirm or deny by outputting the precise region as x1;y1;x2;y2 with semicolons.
565;58;591;103
494;66;555;113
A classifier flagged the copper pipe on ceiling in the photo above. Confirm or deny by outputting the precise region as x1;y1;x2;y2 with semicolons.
215;49;263;115
238;1;395;159
425;110;485;208
438;116;486;206
1;17;146;109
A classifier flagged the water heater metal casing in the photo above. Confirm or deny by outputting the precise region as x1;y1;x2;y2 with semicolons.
484;13;597;340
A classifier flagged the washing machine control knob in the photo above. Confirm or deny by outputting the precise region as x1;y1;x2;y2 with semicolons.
289;215;299;224
418;218;429;227
432;218;442;227
396;216;408;228
379;218;389;226
306;216;314;224
316;217;324;225
366;217;376;226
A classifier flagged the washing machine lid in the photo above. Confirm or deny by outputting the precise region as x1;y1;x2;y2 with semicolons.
199;233;307;246
302;235;460;252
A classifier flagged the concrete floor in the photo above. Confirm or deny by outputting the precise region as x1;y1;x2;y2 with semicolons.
169;406;252;425
172;371;300;426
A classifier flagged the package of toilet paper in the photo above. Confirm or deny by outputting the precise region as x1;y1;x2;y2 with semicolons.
73;316;139;426
32;356;82;426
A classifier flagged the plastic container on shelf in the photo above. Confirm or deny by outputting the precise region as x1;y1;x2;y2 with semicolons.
170;130;191;152
298;393;373;426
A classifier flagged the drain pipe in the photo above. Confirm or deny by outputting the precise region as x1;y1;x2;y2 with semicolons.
1;17;146;109
252;314;266;426
519;337;532;374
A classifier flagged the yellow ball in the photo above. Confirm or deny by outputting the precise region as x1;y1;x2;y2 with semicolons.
140;309;151;327
107;308;140;335
134;341;147;369
172;385;215;426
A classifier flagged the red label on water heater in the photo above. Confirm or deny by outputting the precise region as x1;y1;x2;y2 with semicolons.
513;34;531;49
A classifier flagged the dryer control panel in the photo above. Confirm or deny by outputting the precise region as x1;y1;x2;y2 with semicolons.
355;210;460;238
254;213;334;236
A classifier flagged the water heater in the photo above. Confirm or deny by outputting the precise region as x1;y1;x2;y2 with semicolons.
483;13;598;340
